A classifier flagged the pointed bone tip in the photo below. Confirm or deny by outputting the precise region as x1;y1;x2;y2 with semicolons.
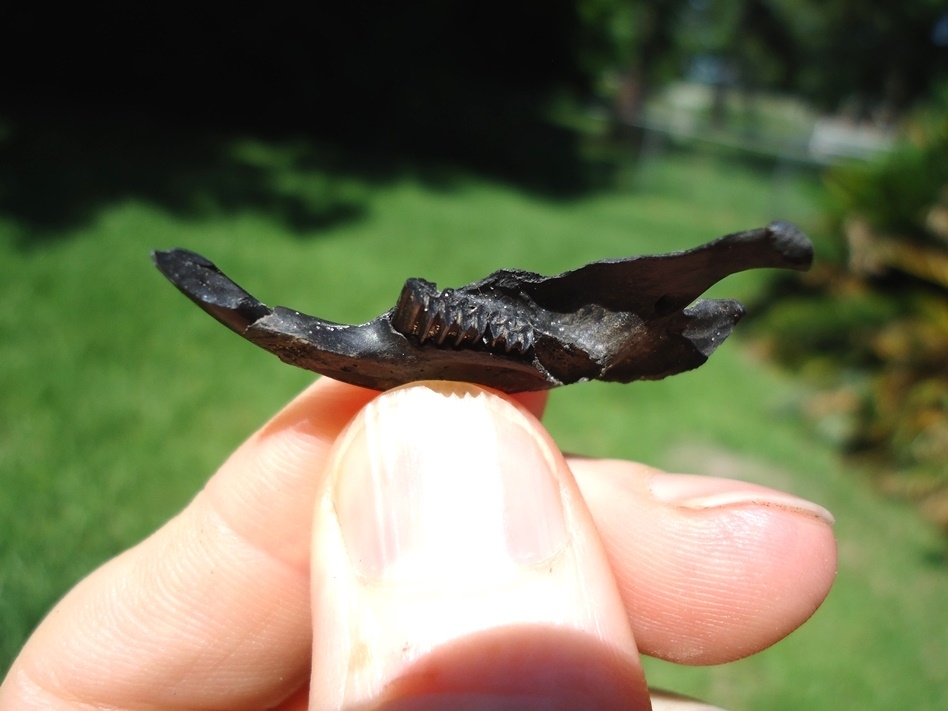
766;221;814;270
685;297;746;323
151;248;272;332
681;298;746;358
152;248;219;278
151;248;176;272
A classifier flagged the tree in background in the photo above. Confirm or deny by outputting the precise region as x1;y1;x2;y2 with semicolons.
4;2;947;191
771;0;948;119
577;0;687;125
577;0;947;125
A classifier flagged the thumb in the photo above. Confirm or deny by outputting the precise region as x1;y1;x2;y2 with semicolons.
308;382;649;711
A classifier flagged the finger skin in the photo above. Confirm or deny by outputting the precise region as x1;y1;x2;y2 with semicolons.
307;383;648;710
0;378;379;710
0;380;548;711
0;377;834;709
568;457;837;664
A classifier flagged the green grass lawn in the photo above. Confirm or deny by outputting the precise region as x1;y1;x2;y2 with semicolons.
2;123;946;709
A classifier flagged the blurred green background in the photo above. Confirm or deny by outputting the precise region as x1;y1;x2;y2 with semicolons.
2;3;948;709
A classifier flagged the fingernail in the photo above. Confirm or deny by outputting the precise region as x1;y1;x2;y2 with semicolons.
649;473;835;525
330;382;568;582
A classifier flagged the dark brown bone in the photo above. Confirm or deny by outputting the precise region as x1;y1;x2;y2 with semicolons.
152;221;812;393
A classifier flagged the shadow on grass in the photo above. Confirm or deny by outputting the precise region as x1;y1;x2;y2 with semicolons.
0;105;620;250
0;111;381;248
922;545;948;568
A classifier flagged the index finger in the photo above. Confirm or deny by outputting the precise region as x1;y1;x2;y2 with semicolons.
1;378;376;710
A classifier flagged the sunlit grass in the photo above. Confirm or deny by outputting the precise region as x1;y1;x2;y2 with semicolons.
1;136;945;709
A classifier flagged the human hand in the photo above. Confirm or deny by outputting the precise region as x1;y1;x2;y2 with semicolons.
0;379;836;710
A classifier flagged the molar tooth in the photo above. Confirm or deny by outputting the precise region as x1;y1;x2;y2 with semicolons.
454;311;481;346
393;290;422;335
436;318;455;345
420;312;443;344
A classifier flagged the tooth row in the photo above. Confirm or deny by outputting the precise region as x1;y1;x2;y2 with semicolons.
392;279;534;354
